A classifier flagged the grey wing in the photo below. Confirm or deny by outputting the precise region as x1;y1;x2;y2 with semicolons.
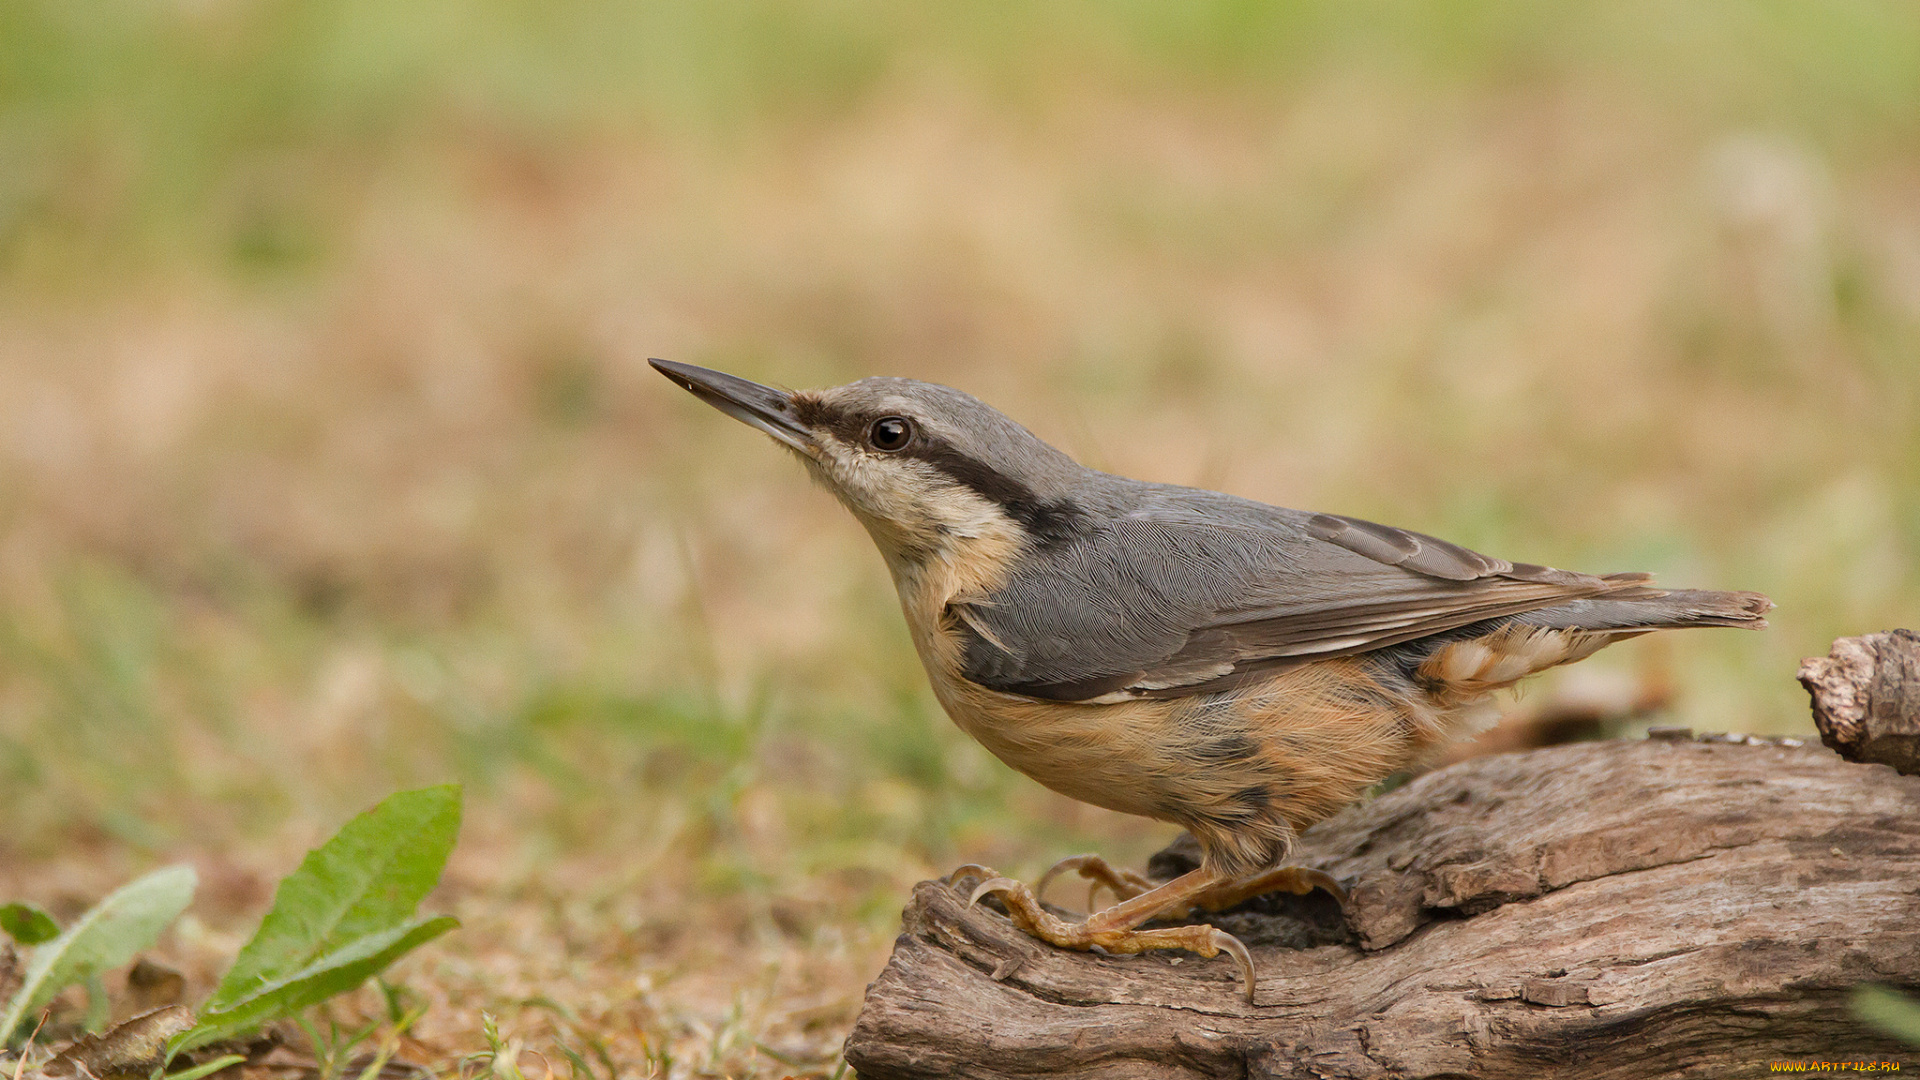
950;499;1644;702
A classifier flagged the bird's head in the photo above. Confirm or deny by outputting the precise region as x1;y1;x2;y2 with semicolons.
651;359;1088;571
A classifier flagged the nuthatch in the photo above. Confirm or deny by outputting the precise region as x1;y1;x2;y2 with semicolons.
651;358;1772;1001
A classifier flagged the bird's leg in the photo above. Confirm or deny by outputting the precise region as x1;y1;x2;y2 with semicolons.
1037;853;1159;911
966;867;1258;1001
1190;865;1349;913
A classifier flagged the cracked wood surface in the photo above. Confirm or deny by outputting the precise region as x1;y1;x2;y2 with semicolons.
845;739;1920;1079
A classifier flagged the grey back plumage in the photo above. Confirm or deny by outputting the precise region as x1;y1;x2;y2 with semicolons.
953;484;1630;700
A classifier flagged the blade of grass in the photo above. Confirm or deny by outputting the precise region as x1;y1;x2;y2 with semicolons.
1854;984;1920;1045
163;1054;246;1080
12;1011;47;1080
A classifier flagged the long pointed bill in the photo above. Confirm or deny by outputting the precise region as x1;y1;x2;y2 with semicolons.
649;359;817;455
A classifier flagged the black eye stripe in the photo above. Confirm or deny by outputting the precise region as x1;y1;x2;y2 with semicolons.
900;437;1084;545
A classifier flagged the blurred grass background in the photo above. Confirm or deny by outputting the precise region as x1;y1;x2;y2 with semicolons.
1;1;1916;1074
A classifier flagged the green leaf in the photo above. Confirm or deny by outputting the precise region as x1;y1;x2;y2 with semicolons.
208;785;461;1012
0;866;196;1045
0;904;59;946
1855;985;1920;1046
176;916;458;1052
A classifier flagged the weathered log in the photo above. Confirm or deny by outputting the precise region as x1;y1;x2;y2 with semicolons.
1802;629;1920;776
845;738;1920;1078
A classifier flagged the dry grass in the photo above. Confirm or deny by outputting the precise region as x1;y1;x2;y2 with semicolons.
1;3;1917;1075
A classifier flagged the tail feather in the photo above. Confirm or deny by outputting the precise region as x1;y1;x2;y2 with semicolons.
1405;585;1770;711
1513;588;1772;632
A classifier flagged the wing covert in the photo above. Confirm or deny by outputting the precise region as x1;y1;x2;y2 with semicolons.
951;495;1636;702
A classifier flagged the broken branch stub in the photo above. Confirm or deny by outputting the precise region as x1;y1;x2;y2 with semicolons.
1801;628;1920;776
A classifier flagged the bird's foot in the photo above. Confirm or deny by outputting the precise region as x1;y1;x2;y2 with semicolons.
1192;865;1349;913
1035;855;1347;918
963;868;1256;1002
1037;853;1159;911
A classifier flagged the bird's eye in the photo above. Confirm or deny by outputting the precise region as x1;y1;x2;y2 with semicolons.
867;416;914;452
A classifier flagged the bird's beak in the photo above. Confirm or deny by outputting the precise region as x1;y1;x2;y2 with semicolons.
649;359;817;456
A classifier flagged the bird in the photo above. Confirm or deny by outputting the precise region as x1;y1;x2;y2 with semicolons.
649;357;1772;1001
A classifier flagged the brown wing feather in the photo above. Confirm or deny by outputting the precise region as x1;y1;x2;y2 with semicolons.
1304;512;1508;581
1125;576;1649;698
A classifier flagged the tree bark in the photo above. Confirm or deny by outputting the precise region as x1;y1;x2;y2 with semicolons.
845;737;1920;1079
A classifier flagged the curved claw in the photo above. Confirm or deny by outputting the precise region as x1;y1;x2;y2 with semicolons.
1035;854;1097;904
944;863;999;889
967;877;1023;909
1318;874;1351;910
1209;927;1256;1004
